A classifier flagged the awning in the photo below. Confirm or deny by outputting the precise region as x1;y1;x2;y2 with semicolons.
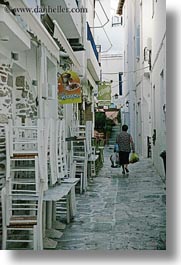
8;0;60;60
0;5;31;51
105;110;119;121
53;20;81;69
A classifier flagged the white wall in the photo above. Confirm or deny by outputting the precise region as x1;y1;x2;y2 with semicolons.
86;0;95;28
122;0;166;177
151;40;166;177
122;0;135;137
140;0;153;158
149;0;166;177
101;55;123;96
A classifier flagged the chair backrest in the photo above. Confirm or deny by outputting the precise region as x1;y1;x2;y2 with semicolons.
57;119;68;180
44;118;58;186
85;121;92;156
0;125;6;191
69;119;78;137
5;119;48;188
71;139;87;161
8;119;40;156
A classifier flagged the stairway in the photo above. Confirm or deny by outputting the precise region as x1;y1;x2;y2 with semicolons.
108;124;121;146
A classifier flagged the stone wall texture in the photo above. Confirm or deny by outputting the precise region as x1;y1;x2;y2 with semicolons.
15;75;37;119
0;64;38;192
0;64;13;124
0;64;12;194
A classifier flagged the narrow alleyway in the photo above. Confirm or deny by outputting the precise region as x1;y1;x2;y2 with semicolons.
55;146;166;250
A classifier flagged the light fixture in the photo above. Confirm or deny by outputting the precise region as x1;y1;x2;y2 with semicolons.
144;41;152;71
32;80;38;86
126;100;129;107
11;52;19;61
114;93;118;99
163;104;166;114
59;59;71;71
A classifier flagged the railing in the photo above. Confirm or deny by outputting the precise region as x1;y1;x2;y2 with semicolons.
87;22;99;61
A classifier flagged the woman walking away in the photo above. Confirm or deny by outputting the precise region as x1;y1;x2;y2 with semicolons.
116;124;135;175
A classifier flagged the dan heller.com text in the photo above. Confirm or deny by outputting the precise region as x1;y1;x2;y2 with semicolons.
11;5;88;14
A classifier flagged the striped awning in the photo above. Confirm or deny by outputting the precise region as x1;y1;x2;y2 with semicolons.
53;20;81;69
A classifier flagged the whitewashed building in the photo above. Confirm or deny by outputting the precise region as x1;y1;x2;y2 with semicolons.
117;0;166;178
0;0;101;250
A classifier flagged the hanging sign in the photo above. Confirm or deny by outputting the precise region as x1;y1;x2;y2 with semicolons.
58;71;82;104
98;81;111;106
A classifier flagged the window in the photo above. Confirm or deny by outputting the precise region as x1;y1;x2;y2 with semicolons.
152;0;155;18
124;50;126;72
136;25;140;59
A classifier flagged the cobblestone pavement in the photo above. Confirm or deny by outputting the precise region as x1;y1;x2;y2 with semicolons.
56;146;166;250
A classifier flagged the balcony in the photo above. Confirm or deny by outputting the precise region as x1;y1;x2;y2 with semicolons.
0;4;31;52
41;0;81;39
87;22;99;61
86;22;100;81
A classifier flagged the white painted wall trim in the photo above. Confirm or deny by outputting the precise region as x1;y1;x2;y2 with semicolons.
0;5;31;51
86;69;97;89
8;0;60;60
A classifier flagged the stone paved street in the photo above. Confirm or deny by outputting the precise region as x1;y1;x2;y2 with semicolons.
56;146;166;250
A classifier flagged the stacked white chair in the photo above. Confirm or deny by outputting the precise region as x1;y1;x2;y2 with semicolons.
55;119;78;224
71;139;87;193
0;125;6;249
2;119;44;250
44;118;58;186
85;121;98;178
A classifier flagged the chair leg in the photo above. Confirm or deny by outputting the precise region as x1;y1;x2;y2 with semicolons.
2;226;7;250
66;194;70;224
33;225;38;250
80;173;83;194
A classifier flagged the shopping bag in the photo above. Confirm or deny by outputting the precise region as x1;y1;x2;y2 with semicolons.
110;153;119;167
129;152;139;163
114;143;119;153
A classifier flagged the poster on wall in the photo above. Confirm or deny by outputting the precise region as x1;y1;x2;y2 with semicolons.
58;71;82;104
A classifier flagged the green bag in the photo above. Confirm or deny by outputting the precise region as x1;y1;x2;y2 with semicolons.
129;152;139;163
